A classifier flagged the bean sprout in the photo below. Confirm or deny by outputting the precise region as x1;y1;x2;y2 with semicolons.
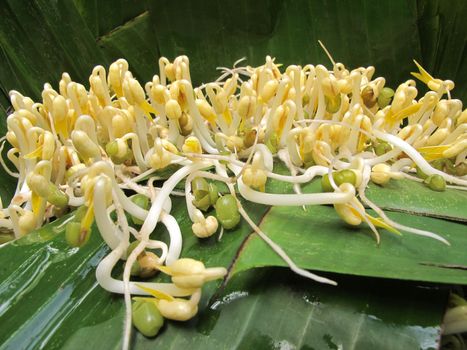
0;50;465;346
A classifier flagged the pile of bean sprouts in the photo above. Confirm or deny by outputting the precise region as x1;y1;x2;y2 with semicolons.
1;47;466;347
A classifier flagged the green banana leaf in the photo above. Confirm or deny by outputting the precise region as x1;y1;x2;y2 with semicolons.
0;0;466;349
233;205;467;283
0;200;450;349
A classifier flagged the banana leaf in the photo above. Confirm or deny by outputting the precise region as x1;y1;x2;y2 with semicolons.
0;0;466;349
0;200;451;349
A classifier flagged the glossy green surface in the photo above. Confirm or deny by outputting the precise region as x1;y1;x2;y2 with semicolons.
203;269;446;350
0;194;463;348
234;205;467;284
0;223;449;350
0;0;466;348
365;179;467;221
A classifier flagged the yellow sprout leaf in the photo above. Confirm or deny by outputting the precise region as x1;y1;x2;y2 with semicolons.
155;264;173;275
55;119;69;140
80;202;95;232
411;60;434;86
222;109;232;125
136;284;175;301
389;103;422;123
357;133;367;153
31;192;44;216
182;136;202;154
366;214;401;236
348;206;401;235
24;145;43;159
139;100;156;120
411;60;449;92
417;145;451;161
